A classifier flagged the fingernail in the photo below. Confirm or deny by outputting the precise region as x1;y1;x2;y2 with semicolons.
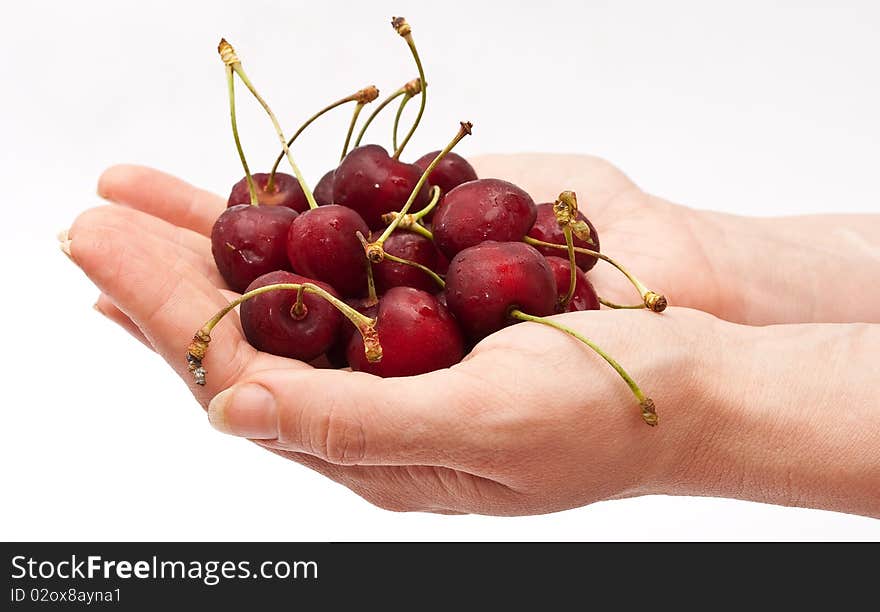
57;229;69;242
208;383;278;439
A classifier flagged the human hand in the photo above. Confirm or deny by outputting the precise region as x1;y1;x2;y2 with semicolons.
64;155;880;516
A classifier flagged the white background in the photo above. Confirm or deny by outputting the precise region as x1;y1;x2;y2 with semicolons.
1;1;878;540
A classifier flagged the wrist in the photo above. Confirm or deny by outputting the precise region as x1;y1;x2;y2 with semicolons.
655;319;880;517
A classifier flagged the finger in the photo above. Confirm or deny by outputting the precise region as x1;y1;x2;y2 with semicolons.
257;444;475;515
94;293;154;350
468;153;636;213
72;205;226;286
207;367;491;469
97;164;225;236
67;206;258;399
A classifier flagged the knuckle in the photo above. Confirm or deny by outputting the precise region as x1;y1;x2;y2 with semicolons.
310;407;368;465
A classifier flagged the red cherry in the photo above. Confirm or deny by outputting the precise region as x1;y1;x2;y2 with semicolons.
545;256;600;312
325;296;379;369
240;270;342;361
211;204;298;293
412;151;477;219
286;205;369;297
227;173;308;212
432;178;537;260
527;202;600;271
373;230;442;293
314;170;336;206
332;144;431;229
444;241;556;341
347;287;464;377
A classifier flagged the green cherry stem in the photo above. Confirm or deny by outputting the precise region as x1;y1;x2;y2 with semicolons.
391;17;426;159
598;297;646;310
373;122;471;251
267;86;378;190
356;232;380;306
392;92;414;153
522;236;667;312
225;65;257;206
341;101;366;161
186;282;382;386
558;225;578;310
353;80;418;148
382;252;446;289
508;309;658;426
218;39;319;210
380;185;440;230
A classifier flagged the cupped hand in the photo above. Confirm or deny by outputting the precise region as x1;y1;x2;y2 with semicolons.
64;155;720;514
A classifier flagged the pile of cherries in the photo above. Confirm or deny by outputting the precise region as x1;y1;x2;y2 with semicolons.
187;18;666;426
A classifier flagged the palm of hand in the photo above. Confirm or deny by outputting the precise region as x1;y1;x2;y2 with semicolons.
68;154;713;514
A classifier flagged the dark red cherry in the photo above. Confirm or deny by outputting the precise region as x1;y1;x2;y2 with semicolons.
227;173;308;212
445;241;556;341
347;287;465;377
432;179;537;260
325;296;379;369
332;144;431;229
373;230;442;293
211;204;298;293
527;202;600;271
240;271;341;361
413;151;477;219
546;256;600;312
314;170;336;206
286;205;369;297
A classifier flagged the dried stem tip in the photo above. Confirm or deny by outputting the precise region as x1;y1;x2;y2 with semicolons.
640;399;659;426
392;16;411;37
404;78;422;96
644;292;668;313
186;330;211;386
217;38;239;65
356;85;380;104
553;190;593;243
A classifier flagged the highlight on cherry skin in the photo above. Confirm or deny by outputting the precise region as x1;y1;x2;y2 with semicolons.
187;20;667;429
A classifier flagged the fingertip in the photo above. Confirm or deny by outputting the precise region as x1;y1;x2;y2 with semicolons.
208;383;278;439
97;164;145;201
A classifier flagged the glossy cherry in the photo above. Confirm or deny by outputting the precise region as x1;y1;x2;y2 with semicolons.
412;150;477;219
286;205;369;297
211;204;298;293
326;296;379;369
528;202;600;271
373;230;442;293
314;170;336;206
347;286;464;377
546;256;600;312
240;270;342;361
227;172;308;212
432;179;537;260
332;144;431;229
444;241;556;341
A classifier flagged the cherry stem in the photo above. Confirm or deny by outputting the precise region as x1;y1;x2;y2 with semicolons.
219;39;319;210
391;17;426;159
291;285;307;319
522;236;667;312
382;252;446;289
225;65;258;206
392;93;414;153
598;297;646;310
353;86;408;148
381;185;440;229
357;232;379;304
508;309;658;426
375;122;471;246
559;225;578;310
186;282;382;386
267;87;376;189
341;102;366;161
